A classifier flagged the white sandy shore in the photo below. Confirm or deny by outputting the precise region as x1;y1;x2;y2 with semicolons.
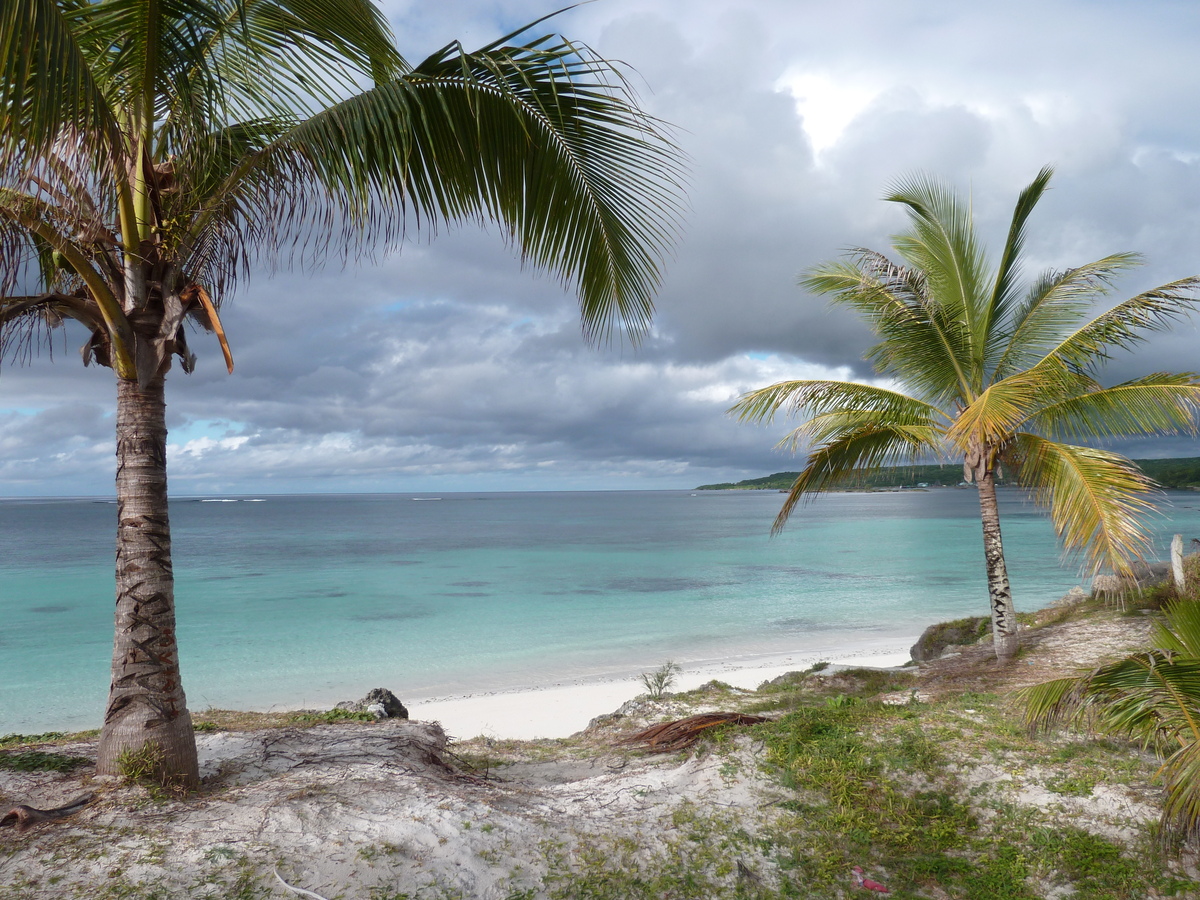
411;641;915;741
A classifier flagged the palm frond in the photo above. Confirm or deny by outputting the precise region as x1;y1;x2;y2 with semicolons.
192;29;684;341
1044;276;1200;371
729;378;942;425
1023;373;1200;444
1019;651;1200;748
948;365;1080;452
1160;738;1200;841
885;172;989;379
1009;434;1156;575
801;254;973;405
0;0;121;173
985;166;1053;341
772;423;944;532
1153;600;1200;659
1019;600;1200;840
992;253;1144;379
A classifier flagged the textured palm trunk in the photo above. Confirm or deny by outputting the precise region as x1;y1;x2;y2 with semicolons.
977;470;1019;661
95;376;199;787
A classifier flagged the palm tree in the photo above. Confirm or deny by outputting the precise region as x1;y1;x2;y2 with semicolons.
1019;598;1200;839
1;0;682;786
731;168;1200;661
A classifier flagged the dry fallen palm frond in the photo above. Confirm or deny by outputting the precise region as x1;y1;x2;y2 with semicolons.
0;792;94;832
617;713;769;752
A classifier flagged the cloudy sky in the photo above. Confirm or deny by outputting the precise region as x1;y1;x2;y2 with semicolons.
4;0;1200;497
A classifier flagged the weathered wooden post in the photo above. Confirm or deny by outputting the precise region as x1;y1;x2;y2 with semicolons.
1171;533;1185;593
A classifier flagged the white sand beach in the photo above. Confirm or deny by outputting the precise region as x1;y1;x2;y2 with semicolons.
411;640;915;740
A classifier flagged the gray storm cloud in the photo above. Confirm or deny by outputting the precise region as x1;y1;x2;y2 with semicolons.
3;0;1199;496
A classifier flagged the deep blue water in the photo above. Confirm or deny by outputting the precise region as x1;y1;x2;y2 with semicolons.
3;488;1199;733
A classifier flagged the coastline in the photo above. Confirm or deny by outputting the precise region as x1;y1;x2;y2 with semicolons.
406;638;915;740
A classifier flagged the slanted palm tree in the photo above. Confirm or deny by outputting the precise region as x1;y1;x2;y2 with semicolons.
1;1;682;785
731;168;1200;661
1020;598;1200;838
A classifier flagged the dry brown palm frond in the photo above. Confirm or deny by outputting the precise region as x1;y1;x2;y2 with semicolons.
617;713;769;752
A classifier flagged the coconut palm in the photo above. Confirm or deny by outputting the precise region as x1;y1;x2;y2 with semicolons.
1019;598;1200;838
1;0;682;785
731;168;1200;660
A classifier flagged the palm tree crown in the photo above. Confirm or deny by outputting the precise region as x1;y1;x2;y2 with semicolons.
732;168;1200;659
1;0;683;784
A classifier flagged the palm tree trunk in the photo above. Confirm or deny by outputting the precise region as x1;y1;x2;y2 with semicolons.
977;470;1019;660
95;375;199;788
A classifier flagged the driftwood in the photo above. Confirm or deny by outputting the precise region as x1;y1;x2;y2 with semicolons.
618;713;768;752
0;793;95;833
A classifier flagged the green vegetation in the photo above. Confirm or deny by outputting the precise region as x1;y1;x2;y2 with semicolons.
697;456;1200;491
1021;586;1200;838
0;749;88;773
730;169;1200;660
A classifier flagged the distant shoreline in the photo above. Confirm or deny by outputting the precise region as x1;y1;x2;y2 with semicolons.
697;457;1200;492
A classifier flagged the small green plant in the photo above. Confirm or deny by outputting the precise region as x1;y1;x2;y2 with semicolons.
115;741;190;799
1045;773;1097;797
640;660;682;700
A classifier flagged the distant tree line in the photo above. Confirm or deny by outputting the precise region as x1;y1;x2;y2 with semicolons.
697;457;1200;492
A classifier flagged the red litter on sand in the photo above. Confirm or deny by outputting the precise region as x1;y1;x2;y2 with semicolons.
852;866;891;893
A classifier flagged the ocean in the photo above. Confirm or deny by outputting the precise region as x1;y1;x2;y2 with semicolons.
3;488;1200;734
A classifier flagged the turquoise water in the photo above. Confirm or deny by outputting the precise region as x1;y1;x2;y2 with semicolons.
3;488;1200;734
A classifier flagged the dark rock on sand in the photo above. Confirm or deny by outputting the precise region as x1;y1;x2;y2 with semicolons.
910;616;990;663
336;688;409;719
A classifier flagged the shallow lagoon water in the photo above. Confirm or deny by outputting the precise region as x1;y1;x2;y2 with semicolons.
3;488;1200;733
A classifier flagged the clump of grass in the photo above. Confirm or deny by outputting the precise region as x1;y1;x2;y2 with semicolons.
0;732;67;748
639;660;681;700
286;708;376;725
115;741;191;799
0;750;88;773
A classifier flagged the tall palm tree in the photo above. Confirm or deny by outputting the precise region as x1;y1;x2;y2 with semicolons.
731;168;1200;661
1;0;682;785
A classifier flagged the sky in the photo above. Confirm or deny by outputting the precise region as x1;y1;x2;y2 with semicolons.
4;0;1200;497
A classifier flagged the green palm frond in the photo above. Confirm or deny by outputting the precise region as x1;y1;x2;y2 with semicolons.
1046;276;1200;371
992;253;1143;379
949;365;1080;451
1009;434;1156;575
1019;600;1200;839
729;379;943;425
1019;651;1200;747
885;172;989;373
772;423;944;531
1024;373;1200;444
801;254;974;406
1152;600;1200;658
196;30;682;339
1;0;122;172
1160;738;1200;841
790;407;944;452
984;165;1053;346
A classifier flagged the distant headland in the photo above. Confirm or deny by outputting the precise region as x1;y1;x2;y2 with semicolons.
696;456;1200;491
